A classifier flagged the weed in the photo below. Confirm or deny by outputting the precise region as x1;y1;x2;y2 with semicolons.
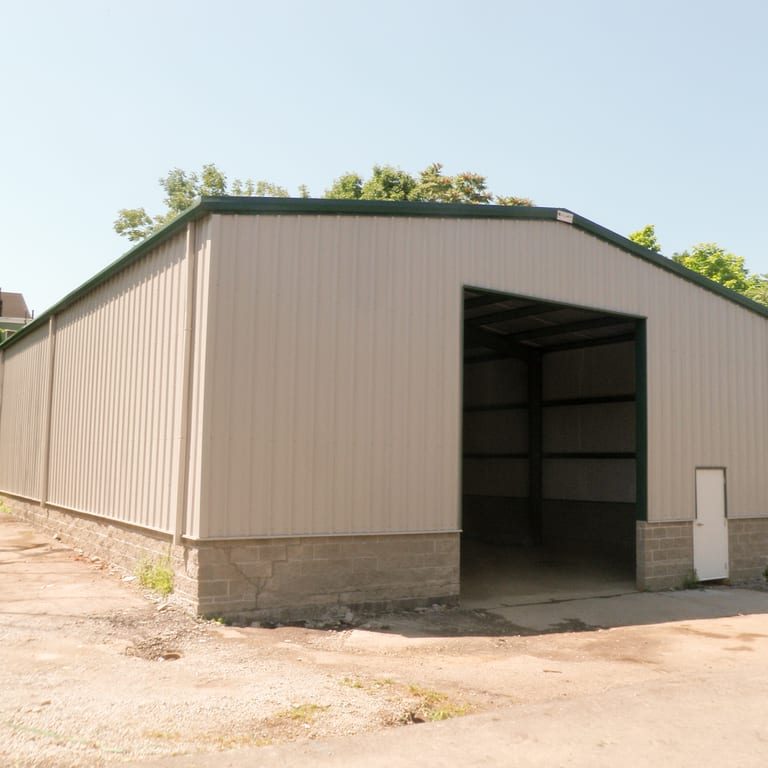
0;499;10;515
406;685;471;722
212;733;272;749
144;729;181;741
341;677;365;689
682;569;699;590
136;556;174;596
274;703;329;724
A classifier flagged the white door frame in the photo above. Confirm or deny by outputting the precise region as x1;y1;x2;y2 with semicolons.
693;466;729;581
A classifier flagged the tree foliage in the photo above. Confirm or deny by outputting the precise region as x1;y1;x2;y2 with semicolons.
324;162;532;206
361;165;416;201
628;224;662;253
627;224;768;307
117;162;534;242
115;164;290;242
672;243;768;304
672;243;754;293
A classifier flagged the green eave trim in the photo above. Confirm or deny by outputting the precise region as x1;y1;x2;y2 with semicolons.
3;196;768;351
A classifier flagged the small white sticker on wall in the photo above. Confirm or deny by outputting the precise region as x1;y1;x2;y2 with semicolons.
556;210;574;224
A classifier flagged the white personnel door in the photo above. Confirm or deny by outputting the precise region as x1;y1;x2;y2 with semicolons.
693;468;729;580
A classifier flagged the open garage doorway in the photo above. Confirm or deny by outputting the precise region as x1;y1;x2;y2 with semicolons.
460;287;646;609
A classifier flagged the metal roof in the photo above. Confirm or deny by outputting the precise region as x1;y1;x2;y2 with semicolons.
2;196;767;351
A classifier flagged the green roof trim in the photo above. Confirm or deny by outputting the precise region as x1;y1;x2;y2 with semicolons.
3;196;767;350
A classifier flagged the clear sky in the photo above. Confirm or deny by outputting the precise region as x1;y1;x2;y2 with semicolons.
2;0;767;315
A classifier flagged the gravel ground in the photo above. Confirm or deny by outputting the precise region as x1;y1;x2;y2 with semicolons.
4;515;768;768
1;596;468;767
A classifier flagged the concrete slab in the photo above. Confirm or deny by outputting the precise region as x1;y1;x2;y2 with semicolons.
461;539;636;609
486;586;768;633
0;515;146;618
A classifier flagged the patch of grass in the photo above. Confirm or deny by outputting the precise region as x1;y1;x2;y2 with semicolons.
212;733;272;749
682;569;699;590
136;556;174;596
407;685;472;722
0;499;11;515
144;729;181;741
341;676;396;693
275;703;329;724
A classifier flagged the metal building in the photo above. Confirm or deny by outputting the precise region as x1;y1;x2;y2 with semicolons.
1;198;767;619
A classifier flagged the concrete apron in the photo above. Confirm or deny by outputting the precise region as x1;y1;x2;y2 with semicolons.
458;540;768;633
472;587;768;633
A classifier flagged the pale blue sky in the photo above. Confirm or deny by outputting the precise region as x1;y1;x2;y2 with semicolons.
2;0;767;314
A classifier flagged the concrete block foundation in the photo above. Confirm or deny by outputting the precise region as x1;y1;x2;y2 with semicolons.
1;493;460;621
637;517;768;589
729;518;768;582
1;494;196;610
636;521;694;590
5;493;768;616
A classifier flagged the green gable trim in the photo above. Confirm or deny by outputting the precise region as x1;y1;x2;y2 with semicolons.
3;196;767;351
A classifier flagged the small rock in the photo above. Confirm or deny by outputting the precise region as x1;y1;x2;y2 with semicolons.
122;575;136;582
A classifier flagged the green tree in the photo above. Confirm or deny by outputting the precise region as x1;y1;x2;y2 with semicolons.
673;243;754;294
115;163;293;241
324;162;533;206
116;162;534;241
409;163;497;204
745;275;768;305
360;165;417;201
494;195;535;207
629;224;662;253
324;172;363;199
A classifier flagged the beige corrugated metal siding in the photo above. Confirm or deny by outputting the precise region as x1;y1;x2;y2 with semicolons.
3;208;767;542
46;231;191;531
184;218;213;539
0;325;51;499
0;222;211;536
196;213;768;538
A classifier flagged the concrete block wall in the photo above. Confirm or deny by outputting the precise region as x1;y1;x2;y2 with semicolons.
1;493;459;620
636;520;694;590
193;532;461;621
637;518;768;589
729;518;768;581
1;494;196;610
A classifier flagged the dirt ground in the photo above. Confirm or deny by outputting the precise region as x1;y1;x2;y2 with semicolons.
3;514;768;768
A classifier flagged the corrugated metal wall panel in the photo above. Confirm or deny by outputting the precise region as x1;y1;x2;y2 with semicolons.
0;325;50;499
46;231;191;532
183;217;213;539
199;214;768;538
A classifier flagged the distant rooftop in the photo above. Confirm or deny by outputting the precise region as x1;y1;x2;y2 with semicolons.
0;291;32;321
